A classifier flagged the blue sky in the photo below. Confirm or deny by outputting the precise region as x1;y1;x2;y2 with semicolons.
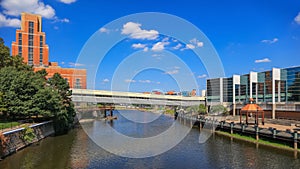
0;0;300;94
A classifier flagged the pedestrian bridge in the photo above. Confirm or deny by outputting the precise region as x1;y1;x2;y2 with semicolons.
71;89;205;106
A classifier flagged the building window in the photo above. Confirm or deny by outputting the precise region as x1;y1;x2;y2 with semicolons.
18;33;22;45
18;33;22;56
75;78;81;89
28;47;33;65
40;35;43;46
29;21;34;34
18;46;22;56
28;35;33;46
39;47;43;65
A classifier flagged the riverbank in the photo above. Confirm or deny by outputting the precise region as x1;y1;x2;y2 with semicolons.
0;121;54;159
215;130;300;152
178;114;300;152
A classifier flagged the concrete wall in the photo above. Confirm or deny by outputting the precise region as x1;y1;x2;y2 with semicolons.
0;121;54;158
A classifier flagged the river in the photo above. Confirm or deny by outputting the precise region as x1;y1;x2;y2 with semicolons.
0;110;300;169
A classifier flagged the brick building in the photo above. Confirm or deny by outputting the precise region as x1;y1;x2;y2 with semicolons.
11;13;86;89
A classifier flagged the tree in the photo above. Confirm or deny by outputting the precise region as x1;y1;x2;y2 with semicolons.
0;38;10;68
210;105;227;115
0;37;75;134
186;105;200;114
198;104;206;114
48;73;75;134
0;92;6;115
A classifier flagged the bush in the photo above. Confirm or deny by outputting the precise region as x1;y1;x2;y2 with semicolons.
21;125;36;143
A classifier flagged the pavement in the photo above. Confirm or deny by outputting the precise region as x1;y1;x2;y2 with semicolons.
225;115;300;132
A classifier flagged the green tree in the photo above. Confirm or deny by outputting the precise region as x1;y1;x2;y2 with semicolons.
198;104;206;114
186;105;199;113
0;38;10;68
48;73;75;134
0;92;6;115
210;105;227;115
0;37;75;134
0;67;42;119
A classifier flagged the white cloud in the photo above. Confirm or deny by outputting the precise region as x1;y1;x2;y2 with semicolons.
99;27;109;33
255;58;271;63
103;78;109;83
132;43;146;49
156;82;161;84
295;12;300;25
197;42;204;47
0;13;20;27
151;41;169;52
0;0;55;19
186;44;195;49
197;74;207;78
162;37;169;42
125;79;136;83
173;43;182;50
152;54;163;57
261;38;278;44
59;0;77;4
180;38;204;51
68;62;85;67
139;80;151;83
190;38;204;47
164;69;179;75
121;22;159;40
174;66;180;70
54;26;59;30
54;17;69;23
143;47;149;52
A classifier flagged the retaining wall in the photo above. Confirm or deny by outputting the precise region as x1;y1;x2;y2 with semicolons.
0;121;54;158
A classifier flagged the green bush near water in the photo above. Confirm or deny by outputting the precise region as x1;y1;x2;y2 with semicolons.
165;109;175;115
21;126;36;143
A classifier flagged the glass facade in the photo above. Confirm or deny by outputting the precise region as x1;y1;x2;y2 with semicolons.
223;78;233;102
207;78;221;102
285;67;300;102
207;66;300;104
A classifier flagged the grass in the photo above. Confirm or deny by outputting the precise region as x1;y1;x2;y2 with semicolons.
216;130;299;151
0;121;20;130
165;109;175;115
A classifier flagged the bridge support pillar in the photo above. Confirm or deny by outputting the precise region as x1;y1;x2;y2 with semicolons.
104;110;107;118
199;121;202;131
110;108;113;116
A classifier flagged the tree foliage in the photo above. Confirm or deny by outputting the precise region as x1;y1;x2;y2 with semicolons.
198;104;206;114
0;37;75;134
210;105;227;115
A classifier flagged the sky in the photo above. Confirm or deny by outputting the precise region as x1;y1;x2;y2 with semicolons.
0;0;300;94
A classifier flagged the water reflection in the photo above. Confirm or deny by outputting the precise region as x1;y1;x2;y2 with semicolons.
0;110;299;169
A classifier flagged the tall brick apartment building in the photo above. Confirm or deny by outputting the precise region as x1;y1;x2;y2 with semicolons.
11;13;86;89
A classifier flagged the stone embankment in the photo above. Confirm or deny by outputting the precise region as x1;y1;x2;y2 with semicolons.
0;121;54;158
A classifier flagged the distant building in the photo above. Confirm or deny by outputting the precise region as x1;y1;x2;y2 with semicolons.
201;90;206;97
206;66;300;120
11;13;49;66
11;13;86;89
191;89;196;96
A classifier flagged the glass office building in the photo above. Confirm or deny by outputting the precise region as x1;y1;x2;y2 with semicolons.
206;66;300;119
